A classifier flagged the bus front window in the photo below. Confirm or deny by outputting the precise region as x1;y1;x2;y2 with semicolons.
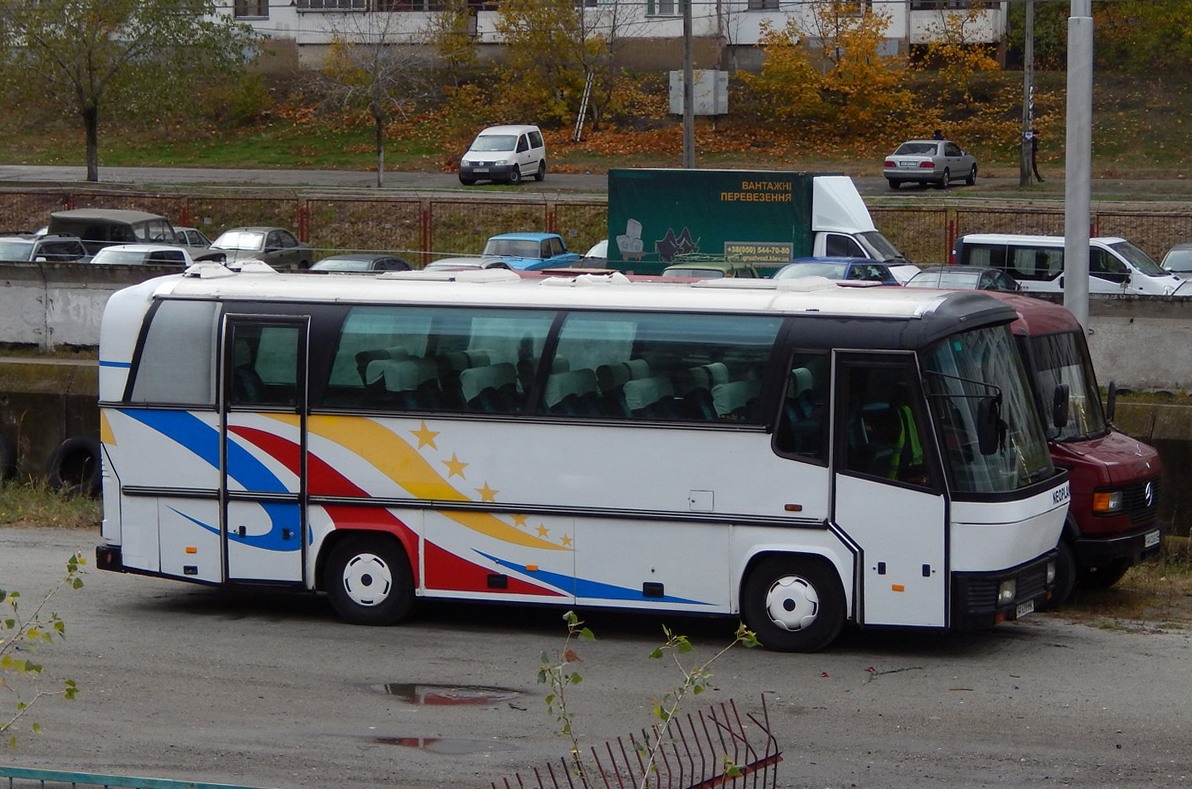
924;326;1055;494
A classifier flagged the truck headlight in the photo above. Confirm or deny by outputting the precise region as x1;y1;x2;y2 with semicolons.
1046;560;1057;585
997;579;1017;605
1092;490;1124;514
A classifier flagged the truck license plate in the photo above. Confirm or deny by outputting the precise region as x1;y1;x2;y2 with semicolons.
1145;529;1161;548
1016;600;1035;619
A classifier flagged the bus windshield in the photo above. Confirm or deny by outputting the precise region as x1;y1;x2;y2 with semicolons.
923;324;1055;494
1027;331;1107;442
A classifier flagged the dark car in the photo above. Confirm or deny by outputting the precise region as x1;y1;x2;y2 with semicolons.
210;226;313;270
906;265;1021;292
1161;242;1192;279
774;257;916;286
46;208;181;256
309;253;413;273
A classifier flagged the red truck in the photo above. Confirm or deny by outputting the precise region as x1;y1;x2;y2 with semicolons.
991;292;1162;604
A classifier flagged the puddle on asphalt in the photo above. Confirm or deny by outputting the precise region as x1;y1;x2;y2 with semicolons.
376;682;523;705
372;736;518;755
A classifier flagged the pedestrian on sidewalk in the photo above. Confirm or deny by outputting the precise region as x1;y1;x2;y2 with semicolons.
1028;129;1044;182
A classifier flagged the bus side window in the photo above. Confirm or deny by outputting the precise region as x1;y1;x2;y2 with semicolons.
774;352;828;462
839;366;931;486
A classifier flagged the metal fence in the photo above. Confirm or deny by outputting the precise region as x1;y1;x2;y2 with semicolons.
0;765;273;789
1;186;1188;270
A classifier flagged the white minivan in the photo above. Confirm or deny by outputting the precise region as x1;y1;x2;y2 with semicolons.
953;233;1189;296
458;124;546;186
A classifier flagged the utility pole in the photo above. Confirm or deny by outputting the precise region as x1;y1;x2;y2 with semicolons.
1019;0;1035;187
682;0;695;169
1064;0;1093;330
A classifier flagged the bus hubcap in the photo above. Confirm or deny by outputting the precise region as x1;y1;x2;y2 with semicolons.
765;576;819;632
342;553;393;607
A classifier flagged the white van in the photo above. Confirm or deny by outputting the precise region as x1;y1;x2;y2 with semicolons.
458;124;546;186
953;233;1189;296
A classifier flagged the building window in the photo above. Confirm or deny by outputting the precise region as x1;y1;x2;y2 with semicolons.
376;0;450;10
746;0;779;10
842;0;873;15
910;1;985;9
296;0;367;10
646;0;687;17
234;0;268;17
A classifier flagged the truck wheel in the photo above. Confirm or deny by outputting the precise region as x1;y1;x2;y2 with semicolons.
325;534;415;626
46;436;101;496
535;161;546;182
507;166;521;185
741;555;844;652
1079;561;1129;590
1042;540;1077;609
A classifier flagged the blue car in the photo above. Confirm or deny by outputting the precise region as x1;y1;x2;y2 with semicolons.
774;257;918;286
481;232;581;271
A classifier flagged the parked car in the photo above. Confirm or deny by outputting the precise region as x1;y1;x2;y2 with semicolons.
309;253;413;273
0;233;89;263
210;226;313;270
46;208;181;256
953;234;1188;296
459;124;546;186
883;139;978;190
480;232;580;270
175;227;212;248
775;257;918;285
90;243;210;267
423;257;513;271
905;265;1021;292
1161;242;1192;278
662;260;770;279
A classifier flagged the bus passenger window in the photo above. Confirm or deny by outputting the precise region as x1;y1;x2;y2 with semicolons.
840;368;930;486
774;353;828;461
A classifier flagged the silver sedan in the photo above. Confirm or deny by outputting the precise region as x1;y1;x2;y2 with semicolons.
883;139;978;190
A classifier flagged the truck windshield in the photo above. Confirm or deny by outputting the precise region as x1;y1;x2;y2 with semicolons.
858;231;910;263
923;325;1055;494
1027;331;1107;442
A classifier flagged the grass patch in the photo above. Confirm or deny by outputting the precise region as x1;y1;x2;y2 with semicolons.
0;481;101;530
1060;538;1192;630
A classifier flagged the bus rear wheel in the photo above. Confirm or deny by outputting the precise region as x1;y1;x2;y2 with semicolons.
325;534;414;626
742;556;844;653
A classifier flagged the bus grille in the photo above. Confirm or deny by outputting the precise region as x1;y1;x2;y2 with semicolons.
955;559;1050;616
1123;477;1160;528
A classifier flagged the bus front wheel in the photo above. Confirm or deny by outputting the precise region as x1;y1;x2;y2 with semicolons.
742;556;845;653
325;534;414;626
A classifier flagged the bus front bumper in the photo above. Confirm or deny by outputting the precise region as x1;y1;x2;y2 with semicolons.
96;544;125;572
950;551;1057;630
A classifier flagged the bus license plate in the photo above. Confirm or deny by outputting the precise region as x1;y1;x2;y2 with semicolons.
1016;600;1035;619
1145;529;1161;548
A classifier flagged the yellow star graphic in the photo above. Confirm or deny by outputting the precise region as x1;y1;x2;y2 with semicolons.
513;513;528;527
560;535;572;547
476;482;498;502
536;524;550;538
410;421;439;449
442;453;468;479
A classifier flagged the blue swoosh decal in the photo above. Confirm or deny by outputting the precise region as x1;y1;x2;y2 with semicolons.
475;550;707;605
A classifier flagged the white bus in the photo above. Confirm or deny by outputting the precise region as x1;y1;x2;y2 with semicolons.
95;266;1069;652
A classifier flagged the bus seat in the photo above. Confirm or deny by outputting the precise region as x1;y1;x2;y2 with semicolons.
712;379;761;421
356;347;409;385
623;375;677;418
460;362;520;412
437;349;492;407
231;339;265;403
543;369;600;415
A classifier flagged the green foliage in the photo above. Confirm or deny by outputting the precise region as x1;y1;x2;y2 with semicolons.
0;0;261;180
1;552;85;746
537;610;595;775
425;0;479;89
0;481;102;530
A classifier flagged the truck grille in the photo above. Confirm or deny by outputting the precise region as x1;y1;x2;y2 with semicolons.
1123;477;1160;528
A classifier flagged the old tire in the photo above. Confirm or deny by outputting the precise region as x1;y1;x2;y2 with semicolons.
325;534;415;626
742;555;845;652
46;436;101;496
0;435;16;483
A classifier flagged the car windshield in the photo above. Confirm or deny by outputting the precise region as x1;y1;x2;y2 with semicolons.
777;262;849;279
1165;248;1192;272
471;135;516;153
894;142;937;155
911;271;980;289
1026;331;1107;443
1110;241;1166;276
93;250;150;265
213;231;265;251
0;240;34;260
483;239;540;258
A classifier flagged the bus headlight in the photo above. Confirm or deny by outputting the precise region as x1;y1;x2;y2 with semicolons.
1092;490;1124;514
997;579;1017;605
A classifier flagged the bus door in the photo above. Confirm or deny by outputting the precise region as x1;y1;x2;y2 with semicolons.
831;354;947;627
221;316;309;584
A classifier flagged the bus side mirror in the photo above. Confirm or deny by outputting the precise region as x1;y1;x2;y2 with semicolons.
1051;383;1069;429
977;396;1002;455
1105;381;1117;422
